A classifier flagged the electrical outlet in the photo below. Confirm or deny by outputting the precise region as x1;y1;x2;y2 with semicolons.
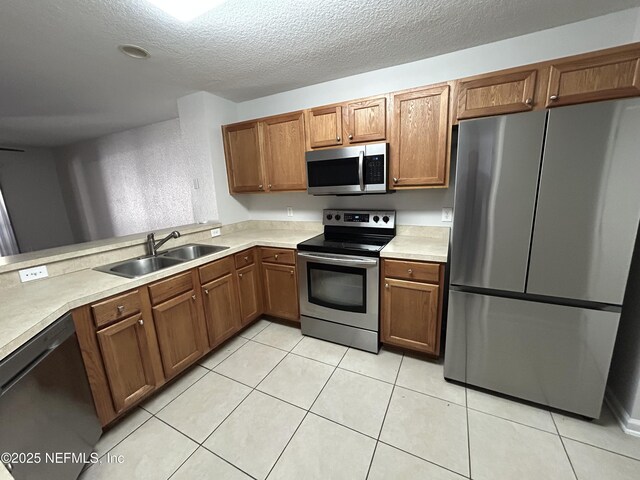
442;208;453;222
287;207;293;217
193;178;200;190
19;265;49;282
210;228;221;237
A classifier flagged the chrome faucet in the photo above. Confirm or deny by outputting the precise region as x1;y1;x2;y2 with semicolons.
146;231;180;256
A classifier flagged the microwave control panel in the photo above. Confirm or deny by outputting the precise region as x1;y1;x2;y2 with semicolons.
323;209;396;228
364;155;385;184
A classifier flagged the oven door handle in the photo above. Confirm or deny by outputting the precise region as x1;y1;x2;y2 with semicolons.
358;151;365;192
297;252;378;266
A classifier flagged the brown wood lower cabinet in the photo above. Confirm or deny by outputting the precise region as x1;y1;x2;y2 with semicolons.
236;261;263;325
381;259;444;356
201;272;242;346
96;313;158;412
151;288;208;380
262;261;299;322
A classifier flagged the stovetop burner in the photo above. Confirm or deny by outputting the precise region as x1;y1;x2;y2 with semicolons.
297;209;396;257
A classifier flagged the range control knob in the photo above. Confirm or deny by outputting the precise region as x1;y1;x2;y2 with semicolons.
326;214;333;220
335;214;341;221
382;215;390;223
373;215;380;223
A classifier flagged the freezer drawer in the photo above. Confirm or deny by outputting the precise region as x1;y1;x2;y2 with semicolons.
444;290;620;418
450;111;546;292
527;98;640;305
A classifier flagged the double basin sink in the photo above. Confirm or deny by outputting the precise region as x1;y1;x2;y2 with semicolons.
95;244;229;279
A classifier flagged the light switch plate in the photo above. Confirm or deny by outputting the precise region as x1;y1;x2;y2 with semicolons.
19;265;49;282
210;228;221;237
442;208;453;222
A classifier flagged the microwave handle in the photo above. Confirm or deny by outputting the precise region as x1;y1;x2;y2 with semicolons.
358;151;365;192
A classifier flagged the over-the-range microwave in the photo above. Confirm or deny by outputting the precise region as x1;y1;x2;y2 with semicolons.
305;142;389;195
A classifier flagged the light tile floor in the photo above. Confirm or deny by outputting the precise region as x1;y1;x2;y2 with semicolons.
81;319;640;480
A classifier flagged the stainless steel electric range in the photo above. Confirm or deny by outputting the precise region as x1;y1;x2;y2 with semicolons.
297;209;396;353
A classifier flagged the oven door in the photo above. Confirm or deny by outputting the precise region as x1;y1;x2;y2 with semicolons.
297;251;379;330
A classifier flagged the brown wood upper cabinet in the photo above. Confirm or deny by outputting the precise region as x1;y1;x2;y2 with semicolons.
148;271;209;380
224;113;306;194
306;106;343;148
261;112;306;191
545;47;640;107
390;85;450;188
223;121;265;193
345;97;387;143
381;259;444;356
456;69;538;120
261;248;299;322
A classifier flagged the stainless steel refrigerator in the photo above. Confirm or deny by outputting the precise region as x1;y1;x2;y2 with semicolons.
444;97;640;418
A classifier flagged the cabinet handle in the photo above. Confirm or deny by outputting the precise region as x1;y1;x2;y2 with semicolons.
268;184;272;189
385;283;389;289
244;256;248;261
274;254;279;260
525;97;533;105
290;270;294;275
393;177;398;183
549;94;559;101
408;269;413;274
204;289;209;295
239;273;243;279
336;136;341;142
191;294;196;301
138;319;144;325
348;133;353;140
258;184;263;190
116;305;125;314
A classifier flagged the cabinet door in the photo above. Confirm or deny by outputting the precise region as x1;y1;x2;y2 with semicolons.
457;70;537;120
262;262;299;322
546;49;640;107
307;106;343;148
223;121;265;193
96;313;157;412
390;85;450;188
236;263;263;325
381;278;440;355
262;113;306;191
202;273;242;347
345;97;386;143
152;290;208;379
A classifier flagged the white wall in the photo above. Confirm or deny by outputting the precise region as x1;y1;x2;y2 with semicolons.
54;119;200;242
177;91;250;226
0;148;74;252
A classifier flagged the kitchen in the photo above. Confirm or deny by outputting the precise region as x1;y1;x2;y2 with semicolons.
1;1;640;479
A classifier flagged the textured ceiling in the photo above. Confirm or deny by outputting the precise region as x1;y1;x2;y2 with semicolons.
0;0;638;147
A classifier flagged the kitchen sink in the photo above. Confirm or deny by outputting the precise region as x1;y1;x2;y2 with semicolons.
161;243;229;261
95;256;184;279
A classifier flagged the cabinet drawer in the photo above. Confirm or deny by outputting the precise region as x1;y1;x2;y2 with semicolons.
384;259;440;283
199;256;234;284
260;247;295;265
148;271;194;305
234;249;255;269
91;290;141;328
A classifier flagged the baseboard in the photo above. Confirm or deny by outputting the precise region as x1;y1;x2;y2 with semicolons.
605;388;640;437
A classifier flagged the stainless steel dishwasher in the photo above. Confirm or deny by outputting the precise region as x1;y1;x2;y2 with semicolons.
0;312;102;479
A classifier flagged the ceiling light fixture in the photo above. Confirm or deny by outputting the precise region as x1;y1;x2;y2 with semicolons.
146;0;227;22
118;44;151;59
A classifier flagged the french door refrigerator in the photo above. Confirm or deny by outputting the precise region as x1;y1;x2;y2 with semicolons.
444;97;640;418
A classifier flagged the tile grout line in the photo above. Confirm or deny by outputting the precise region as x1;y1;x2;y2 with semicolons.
365;352;404;480
264;345;349;479
550;412;579;480
556;435;640;463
